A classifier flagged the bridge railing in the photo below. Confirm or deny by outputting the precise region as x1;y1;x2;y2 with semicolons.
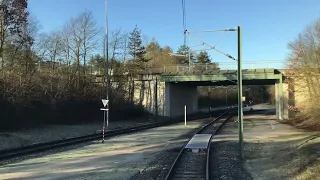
150;61;286;73
107;61;287;76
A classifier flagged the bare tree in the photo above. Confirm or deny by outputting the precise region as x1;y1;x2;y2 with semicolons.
79;10;101;77
33;33;48;71
64;17;82;88
287;17;320;126
37;31;63;71
64;10;100;89
109;28;122;61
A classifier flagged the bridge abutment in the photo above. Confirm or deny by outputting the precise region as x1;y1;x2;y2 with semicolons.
275;78;284;120
164;82;198;117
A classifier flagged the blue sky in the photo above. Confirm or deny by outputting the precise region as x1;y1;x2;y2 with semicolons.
28;0;320;69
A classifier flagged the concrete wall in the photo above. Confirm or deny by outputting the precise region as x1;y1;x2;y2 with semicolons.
279;70;303;119
283;83;289;119
164;82;198;117
132;80;166;116
281;76;313;119
275;80;284;120
127;75;199;117
110;74;166;116
276;80;298;120
130;75;166;116
294;77;312;110
290;75;317;114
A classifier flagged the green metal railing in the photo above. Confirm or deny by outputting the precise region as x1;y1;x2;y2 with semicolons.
104;61;285;75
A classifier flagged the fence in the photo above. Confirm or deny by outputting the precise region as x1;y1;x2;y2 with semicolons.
143;61;285;73
95;61;287;76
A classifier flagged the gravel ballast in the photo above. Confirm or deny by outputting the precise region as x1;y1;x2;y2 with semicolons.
129;118;212;180
210;117;252;180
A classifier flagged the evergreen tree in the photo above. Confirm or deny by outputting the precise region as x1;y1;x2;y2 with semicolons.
196;51;211;64
127;25;147;63
145;38;161;65
146;38;161;54
177;44;195;64
194;51;220;70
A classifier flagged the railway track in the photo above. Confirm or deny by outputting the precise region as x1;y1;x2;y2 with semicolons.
0;110;227;161
164;109;234;180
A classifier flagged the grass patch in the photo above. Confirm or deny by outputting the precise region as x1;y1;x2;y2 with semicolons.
245;132;320;179
296;161;320;180
281;112;320;131
294;136;320;180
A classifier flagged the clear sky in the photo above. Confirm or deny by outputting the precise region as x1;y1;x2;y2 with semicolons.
28;0;320;69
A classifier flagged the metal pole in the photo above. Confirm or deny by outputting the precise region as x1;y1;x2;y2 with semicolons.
106;0;110;133
226;88;228;108
102;0;109;143
155;77;158;117
261;88;264;103
237;26;244;160
187;33;191;71
184;105;187;126
188;50;191;71
102;111;106;142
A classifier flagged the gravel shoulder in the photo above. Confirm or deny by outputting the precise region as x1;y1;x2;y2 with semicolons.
0;117;162;151
0;118;210;180
210;116;252;180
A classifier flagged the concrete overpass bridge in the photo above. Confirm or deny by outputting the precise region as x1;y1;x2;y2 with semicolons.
109;65;293;121
159;68;290;120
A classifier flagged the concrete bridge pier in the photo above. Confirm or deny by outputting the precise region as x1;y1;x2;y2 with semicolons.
164;82;198;117
275;78;284;120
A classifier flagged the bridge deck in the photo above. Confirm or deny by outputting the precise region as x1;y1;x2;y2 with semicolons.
161;68;277;76
159;68;284;83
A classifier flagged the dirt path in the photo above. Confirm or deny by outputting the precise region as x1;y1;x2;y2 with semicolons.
242;114;320;180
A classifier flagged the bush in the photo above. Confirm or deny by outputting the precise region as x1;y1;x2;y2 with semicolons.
0;73;148;130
